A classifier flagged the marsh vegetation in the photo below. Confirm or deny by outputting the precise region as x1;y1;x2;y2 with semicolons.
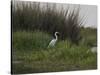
11;1;97;74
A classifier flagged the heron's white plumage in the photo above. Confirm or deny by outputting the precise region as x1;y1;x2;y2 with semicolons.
48;32;59;47
48;39;57;47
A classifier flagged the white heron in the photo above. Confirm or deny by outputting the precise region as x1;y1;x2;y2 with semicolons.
48;32;59;47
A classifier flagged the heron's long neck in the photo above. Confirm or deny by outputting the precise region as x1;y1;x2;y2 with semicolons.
55;33;58;40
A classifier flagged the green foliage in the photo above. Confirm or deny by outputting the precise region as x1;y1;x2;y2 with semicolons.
12;31;97;74
13;31;51;51
80;27;97;47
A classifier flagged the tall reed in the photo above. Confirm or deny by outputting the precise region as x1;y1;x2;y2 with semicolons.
11;1;85;44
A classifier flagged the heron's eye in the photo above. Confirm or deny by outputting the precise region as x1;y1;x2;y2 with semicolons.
57;33;59;35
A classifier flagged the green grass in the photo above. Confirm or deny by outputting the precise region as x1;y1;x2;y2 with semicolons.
12;30;97;74
80;28;97;46
13;31;51;50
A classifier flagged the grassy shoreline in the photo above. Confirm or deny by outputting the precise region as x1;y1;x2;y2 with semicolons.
12;30;97;74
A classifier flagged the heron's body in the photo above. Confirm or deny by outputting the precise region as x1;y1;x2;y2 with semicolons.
48;32;59;47
48;39;57;47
